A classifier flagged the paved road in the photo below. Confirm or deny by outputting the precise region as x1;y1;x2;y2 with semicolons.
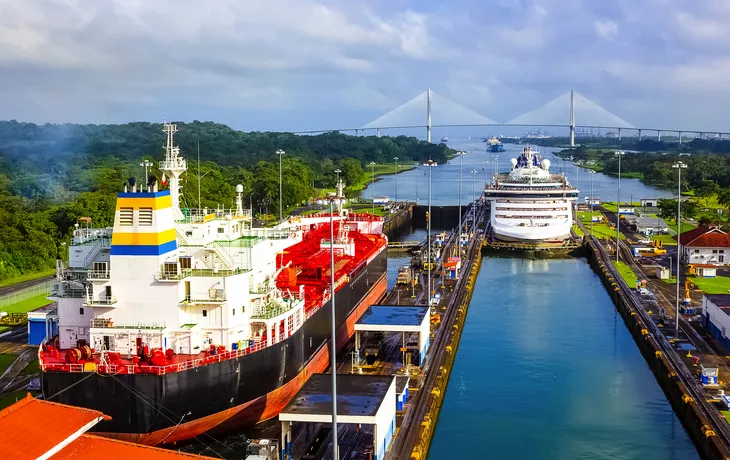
0;276;53;297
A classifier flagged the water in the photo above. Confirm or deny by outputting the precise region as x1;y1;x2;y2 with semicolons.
362;139;674;206
428;257;699;460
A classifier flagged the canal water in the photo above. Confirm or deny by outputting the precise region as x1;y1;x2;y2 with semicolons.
362;139;674;206
428;256;699;460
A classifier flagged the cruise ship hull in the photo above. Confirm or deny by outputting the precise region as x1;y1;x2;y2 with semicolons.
41;248;387;446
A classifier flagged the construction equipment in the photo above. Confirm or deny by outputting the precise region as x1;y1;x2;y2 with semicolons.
651;239;667;255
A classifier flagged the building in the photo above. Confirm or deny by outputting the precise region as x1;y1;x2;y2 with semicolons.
640;199;659;207
0;394;215;460
702;295;730;351
691;264;717;278
675;226;730;265
623;215;668;235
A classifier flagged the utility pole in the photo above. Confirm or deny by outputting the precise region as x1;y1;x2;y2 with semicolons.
673;161;687;338
470;169;478;203
369;162;376;215
276;149;285;221
328;197;339;460
615;150;625;262
589;170;596;234
394;157;399;205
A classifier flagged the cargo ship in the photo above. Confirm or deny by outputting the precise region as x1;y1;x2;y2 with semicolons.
38;123;388;445
483;146;578;242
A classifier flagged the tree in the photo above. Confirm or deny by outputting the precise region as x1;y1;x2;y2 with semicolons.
657;198;697;222
694;180;720;206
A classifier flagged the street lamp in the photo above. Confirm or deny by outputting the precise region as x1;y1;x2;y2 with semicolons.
470;169;478;203
139;159;153;187
483;159;489;185
394;157;399;204
276;149;285;221
615;150;626;262
369;162;376;215
327;195;339;460
589;170;596;234
425;160;435;308
457;151;466;234
673;160;688;338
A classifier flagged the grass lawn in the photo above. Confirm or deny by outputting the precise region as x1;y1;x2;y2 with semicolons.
652;234;678;246
0;294;53;314
667;220;698;234
0;270;54;289
577;211;604;224
0;353;16;377
722;410;730;424
601;202;641;213
572;225;584;236
690;276;730;295
589;223;625;240
611;261;638;287
349;163;417;192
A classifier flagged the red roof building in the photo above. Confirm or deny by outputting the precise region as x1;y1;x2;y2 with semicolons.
674;226;730;266
0;394;216;460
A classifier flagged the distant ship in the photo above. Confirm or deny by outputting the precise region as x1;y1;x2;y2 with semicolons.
487;142;504;153
485;136;500;145
440;136;448;142
423;161;438;167
483;147;578;242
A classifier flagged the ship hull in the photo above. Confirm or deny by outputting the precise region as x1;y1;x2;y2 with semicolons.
41;248;387;445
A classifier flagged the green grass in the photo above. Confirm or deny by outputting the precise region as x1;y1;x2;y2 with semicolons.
721;410;730;424
0;270;54;289
651;234;678;246
601;202;641;213
611;260;638;287
667;220;698;234
588;223;625;240
690;276;730;295
349;163;417;192
0;294;53;314
572;225;584;236
0;353;16;377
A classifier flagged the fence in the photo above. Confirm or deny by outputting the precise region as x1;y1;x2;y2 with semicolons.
0;280;53;310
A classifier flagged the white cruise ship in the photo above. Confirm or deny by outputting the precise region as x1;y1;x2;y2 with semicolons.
483;147;578;242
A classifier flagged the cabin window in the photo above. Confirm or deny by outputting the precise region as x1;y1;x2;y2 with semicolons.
185;231;193;237
163;262;178;276
79;307;84;315
179;256;192;269
713;250;718;254
202;309;207;317
139;207;153;226
218;227;225;234
119;208;133;226
232;308;235;316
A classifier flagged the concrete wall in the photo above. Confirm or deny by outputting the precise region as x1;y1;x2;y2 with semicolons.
383;203;414;241
412;205;467;230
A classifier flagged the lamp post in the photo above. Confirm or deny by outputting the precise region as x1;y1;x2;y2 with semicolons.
470;169;478;203
615;150;625;262
458;151;466;234
327;197;339;460
589;170;596;234
394;157;399;205
369;162;376;215
334;168;341;187
426;160;435;308
139;159;153;186
276;149;285;221
483;159;489;185
673;161;687;338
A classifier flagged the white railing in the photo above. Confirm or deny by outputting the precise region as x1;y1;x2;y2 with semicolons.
207;241;235;270
84;295;117;306
87;270;110;280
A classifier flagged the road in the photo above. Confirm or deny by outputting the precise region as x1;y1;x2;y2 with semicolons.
0;275;53;297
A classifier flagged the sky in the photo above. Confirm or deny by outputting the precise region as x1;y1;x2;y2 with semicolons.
1;0;729;133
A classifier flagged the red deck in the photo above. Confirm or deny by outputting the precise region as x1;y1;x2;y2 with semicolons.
40;216;386;377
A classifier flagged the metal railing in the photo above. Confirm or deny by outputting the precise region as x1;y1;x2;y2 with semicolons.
84;295;117;306
155;268;247;280
87;270;110;280
0;280;53;310
181;292;226;303
251;300;296;320
90;319;166;329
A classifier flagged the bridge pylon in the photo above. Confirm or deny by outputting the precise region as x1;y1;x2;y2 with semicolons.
569;89;575;147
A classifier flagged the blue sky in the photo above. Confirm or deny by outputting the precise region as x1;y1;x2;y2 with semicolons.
0;0;728;132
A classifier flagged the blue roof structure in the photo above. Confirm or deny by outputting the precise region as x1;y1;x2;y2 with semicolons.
356;306;429;327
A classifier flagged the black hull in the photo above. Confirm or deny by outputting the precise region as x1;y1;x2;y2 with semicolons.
41;248;387;435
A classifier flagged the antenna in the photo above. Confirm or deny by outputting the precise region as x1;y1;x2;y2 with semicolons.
158;122;187;220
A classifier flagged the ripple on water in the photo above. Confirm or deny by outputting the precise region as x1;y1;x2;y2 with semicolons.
428;256;699;460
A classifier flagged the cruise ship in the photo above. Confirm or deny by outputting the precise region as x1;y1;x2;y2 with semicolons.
38;123;388;445
483;147;578;242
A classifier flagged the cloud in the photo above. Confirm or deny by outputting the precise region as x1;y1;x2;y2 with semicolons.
593;19;618;39
0;0;729;131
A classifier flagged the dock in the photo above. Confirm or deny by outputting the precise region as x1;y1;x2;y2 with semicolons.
580;218;730;459
283;203;487;460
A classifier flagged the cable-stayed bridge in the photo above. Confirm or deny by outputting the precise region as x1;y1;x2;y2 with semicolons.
293;89;730;145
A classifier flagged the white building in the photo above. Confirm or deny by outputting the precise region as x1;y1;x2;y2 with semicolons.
675;226;730;266
702;295;730;350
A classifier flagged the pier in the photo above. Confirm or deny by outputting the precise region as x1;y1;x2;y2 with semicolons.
580;218;730;459
282;202;487;460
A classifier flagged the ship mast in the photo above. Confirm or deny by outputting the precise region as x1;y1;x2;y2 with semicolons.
158;122;187;221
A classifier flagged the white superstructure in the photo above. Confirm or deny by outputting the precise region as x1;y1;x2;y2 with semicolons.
483;147;578;242
48;123;354;357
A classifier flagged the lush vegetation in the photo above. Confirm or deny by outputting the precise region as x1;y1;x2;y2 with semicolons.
611;261;638;287
0;120;453;282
